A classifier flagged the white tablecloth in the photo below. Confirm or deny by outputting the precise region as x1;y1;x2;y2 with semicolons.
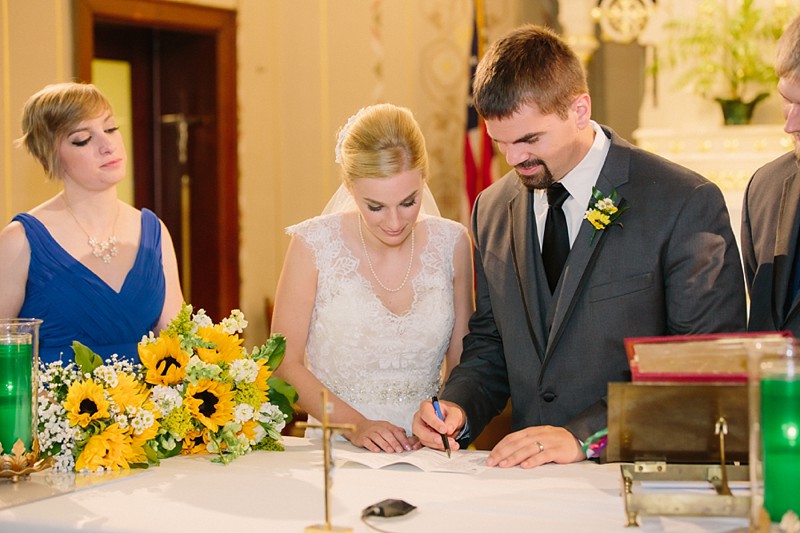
0;437;749;532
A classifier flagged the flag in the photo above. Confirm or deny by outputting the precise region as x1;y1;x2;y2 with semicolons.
464;3;494;210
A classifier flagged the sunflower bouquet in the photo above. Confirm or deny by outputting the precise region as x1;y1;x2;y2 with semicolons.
137;304;296;464
37;304;297;472
37;346;160;473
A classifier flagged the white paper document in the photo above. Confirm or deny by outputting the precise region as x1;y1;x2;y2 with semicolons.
333;444;489;474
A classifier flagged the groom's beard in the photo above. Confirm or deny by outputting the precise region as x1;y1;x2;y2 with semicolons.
516;158;555;190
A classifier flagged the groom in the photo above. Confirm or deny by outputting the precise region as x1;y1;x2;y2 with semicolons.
412;24;746;467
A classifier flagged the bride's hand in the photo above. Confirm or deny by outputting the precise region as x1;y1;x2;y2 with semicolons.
346;420;417;453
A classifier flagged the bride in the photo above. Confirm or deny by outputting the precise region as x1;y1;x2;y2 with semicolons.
271;104;474;452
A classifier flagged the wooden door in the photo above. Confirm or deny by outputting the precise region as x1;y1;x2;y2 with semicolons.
74;0;239;321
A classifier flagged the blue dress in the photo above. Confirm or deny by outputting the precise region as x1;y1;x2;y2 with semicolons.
14;209;166;364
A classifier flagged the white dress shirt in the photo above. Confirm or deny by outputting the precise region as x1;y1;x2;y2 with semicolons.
533;121;611;249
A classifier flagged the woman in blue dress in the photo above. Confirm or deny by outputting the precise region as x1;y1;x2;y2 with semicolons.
0;82;183;363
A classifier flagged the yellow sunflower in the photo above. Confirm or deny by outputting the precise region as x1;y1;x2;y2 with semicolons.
139;333;189;386
130;419;160;464
108;372;149;411
63;380;111;428
195;325;244;365
254;359;272;393
182;428;210;455
183;379;235;432
75;423;137;471
239;419;264;444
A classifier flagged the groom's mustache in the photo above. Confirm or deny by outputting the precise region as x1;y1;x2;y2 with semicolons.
516;158;545;170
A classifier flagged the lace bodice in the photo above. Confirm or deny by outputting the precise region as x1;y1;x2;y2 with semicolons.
287;213;465;434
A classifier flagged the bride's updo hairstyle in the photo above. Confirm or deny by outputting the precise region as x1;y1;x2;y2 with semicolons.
18;82;113;181
335;103;429;185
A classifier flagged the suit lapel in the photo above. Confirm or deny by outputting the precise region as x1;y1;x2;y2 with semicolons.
509;187;548;357
547;133;630;354
773;168;800;322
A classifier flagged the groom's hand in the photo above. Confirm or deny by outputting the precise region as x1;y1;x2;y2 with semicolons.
486;425;585;468
412;398;464;452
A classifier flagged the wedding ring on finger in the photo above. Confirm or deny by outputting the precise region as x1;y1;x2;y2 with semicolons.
536;441;544;453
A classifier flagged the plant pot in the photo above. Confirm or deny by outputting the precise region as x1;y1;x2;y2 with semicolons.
715;93;769;125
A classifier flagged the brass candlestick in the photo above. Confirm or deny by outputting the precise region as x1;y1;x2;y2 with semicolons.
1;318;51;482
0;438;53;482
297;390;355;533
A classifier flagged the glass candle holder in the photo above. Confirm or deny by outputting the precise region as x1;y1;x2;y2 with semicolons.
0;318;48;481
748;337;800;530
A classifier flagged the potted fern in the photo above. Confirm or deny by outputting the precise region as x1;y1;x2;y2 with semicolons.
660;0;794;124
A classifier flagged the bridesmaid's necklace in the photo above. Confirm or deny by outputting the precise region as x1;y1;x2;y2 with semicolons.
63;196;120;264
358;215;415;293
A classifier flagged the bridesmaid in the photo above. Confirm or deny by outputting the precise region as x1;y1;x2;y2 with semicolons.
0;82;183;363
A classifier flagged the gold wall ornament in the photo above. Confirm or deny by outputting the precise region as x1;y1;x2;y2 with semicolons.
297;390;356;533
593;0;655;44
558;0;600;65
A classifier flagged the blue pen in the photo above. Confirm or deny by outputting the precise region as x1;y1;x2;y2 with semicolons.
431;396;451;458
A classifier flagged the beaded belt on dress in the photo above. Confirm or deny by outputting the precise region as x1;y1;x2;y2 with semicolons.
325;377;441;405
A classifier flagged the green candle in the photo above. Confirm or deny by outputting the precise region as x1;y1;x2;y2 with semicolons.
0;335;33;454
761;376;800;522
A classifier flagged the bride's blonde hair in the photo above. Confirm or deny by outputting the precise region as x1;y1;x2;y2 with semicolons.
335;103;429;185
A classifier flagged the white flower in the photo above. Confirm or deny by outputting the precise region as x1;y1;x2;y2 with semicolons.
229;359;259;383
151;385;182;415
234;403;255;424
192;309;213;329
93;365;118;388
37;400;75;456
258;402;287;438
130;409;155;435
141;331;157;345
250;424;267;445
221;309;248;334
52;452;76;473
597;198;616;211
115;413;130;429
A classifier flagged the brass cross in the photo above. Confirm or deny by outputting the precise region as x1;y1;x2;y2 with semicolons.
297;390;355;532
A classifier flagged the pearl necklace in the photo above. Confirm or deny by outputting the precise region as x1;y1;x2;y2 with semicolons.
63;196;120;264
358;215;415;293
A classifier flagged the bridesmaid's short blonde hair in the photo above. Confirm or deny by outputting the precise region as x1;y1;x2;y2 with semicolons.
18;82;112;180
335;103;429;184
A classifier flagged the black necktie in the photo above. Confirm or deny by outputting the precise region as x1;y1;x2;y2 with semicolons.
542;183;570;293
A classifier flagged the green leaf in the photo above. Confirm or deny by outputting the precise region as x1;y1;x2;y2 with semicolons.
254;334;287;369
72;341;104;374
144;443;161;466
157;443;183;459
267;376;297;420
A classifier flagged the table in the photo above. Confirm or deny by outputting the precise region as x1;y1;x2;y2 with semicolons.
0;438;750;532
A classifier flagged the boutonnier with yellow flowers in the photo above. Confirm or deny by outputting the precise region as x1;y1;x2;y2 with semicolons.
584;187;628;243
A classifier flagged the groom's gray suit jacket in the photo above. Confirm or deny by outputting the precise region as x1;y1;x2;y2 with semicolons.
442;126;747;443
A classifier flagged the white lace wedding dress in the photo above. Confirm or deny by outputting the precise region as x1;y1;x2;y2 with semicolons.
287;212;466;434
